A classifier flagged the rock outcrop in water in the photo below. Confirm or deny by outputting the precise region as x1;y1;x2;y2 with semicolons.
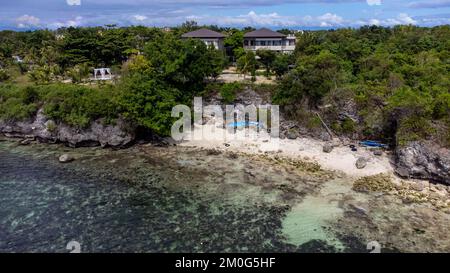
0;109;135;147
395;141;450;184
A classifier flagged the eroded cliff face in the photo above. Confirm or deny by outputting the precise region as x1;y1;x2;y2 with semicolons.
0;109;135;147
395;141;450;184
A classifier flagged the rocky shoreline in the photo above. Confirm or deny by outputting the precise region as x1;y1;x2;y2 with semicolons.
395;141;450;184
0;109;135;148
1;109;449;184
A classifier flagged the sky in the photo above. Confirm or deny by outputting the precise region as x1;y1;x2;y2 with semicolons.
0;0;449;30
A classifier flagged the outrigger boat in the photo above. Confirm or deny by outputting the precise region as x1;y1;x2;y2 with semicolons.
359;140;388;148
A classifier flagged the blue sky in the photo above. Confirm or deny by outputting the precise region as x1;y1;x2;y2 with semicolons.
0;0;449;30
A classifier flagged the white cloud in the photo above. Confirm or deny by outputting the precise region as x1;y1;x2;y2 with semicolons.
16;15;40;28
397;13;417;24
369;19;381;25
191;11;346;28
211;11;298;27
358;13;417;26
317;13;344;26
50;16;83;28
66;0;81;6
366;0;382;6
133;15;148;21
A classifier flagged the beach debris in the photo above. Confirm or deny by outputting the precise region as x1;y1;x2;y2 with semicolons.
349;144;358;152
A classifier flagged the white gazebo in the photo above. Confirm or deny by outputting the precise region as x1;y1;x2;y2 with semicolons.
94;68;112;80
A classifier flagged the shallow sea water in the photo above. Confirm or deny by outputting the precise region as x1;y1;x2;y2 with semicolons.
1;140;449;253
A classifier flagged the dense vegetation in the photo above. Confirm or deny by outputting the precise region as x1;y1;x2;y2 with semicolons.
274;25;450;146
0;24;449;146
0;24;228;135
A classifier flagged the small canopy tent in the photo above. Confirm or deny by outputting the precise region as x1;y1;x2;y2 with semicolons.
94;68;112;80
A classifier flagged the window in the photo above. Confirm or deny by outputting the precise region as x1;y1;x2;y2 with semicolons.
260;41;266;46
244;40;249;46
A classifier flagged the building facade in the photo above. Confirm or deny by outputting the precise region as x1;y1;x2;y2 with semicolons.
181;28;226;50
243;28;296;53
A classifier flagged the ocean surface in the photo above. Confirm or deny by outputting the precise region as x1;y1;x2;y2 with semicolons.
1;140;449;253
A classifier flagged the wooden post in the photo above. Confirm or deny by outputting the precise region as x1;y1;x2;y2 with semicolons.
315;111;334;139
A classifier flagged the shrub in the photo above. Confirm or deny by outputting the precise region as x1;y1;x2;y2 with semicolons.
433;92;450;120
341;118;356;134
28;64;61;84
66;63;90;83
220;82;241;104
0;69;10;82
46;120;57;133
0;97;37;121
41;84;119;128
0;85;38;121
396;116;436;146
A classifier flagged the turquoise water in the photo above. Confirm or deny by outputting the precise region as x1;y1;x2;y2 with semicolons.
0;141;356;253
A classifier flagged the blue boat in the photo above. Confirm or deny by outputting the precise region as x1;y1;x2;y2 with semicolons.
359;140;388;148
227;121;264;129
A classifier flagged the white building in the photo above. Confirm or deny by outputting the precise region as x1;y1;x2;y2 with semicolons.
243;28;296;53
181;28;226;50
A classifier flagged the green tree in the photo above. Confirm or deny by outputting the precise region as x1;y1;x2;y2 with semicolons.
275;50;349;108
271;54;291;79
224;29;244;61
144;33;224;99
237;51;257;80
118;73;178;136
256;49;276;77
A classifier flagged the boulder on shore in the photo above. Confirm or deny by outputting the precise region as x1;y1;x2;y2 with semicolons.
287;131;298;140
373;149;383;156
59;154;74;163
395;141;450;184
323;144;333;153
356;157;367;169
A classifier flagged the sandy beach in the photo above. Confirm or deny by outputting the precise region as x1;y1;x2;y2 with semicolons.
180;124;395;178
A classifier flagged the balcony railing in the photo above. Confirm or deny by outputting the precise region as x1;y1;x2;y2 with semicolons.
244;45;295;51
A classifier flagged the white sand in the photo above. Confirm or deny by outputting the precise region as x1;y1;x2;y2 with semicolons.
179;124;395;178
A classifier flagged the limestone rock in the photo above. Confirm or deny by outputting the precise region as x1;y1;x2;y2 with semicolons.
59;154;74;163
395;141;450;184
0;108;135;148
323;143;333;153
356;157;368;169
373;149;383;156
287;131;298;140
